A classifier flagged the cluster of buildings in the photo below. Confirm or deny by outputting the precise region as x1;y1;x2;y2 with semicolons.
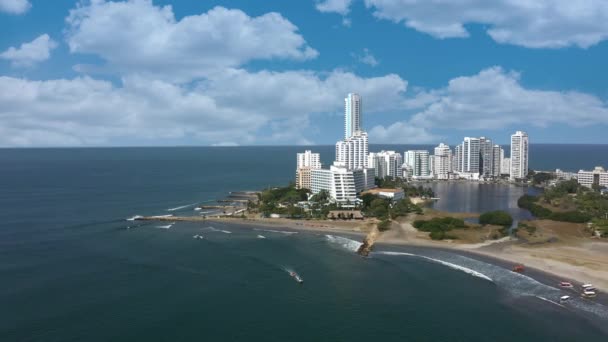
295;93;531;204
556;166;608;189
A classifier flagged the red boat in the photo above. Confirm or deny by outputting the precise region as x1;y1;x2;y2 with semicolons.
560;282;573;288
512;265;525;273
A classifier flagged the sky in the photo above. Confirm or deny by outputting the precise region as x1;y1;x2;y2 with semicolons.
1;0;607;147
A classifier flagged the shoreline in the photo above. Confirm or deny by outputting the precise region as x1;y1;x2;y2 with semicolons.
204;216;608;296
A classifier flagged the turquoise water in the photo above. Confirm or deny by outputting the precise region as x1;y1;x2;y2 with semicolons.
1;147;607;341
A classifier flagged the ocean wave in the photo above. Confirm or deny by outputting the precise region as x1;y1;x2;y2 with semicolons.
377;251;493;282
156;224;173;229
253;228;297;235
126;215;142;221
325;235;363;253
167;203;197;211
257;235;266;239
204;227;232;234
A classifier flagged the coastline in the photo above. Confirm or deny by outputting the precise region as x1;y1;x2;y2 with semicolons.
205;216;608;296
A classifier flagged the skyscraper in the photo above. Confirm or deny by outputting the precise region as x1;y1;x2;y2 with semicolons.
433;143;452;180
404;150;430;178
368;151;402;179
336;131;369;170
510;131;529;180
344;93;361;139
295;150;321;190
479;137;494;177
492;145;502;177
461;137;480;174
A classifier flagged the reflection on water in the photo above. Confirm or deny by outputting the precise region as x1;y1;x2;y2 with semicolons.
423;182;541;221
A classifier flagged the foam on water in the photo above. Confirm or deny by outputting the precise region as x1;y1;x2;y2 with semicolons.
257;235;266;239
126;215;142;221
325;235;363;253
377;251;493;282
167;203;197;211
156;224;173;229
254;228;297;235
535;296;566;308
204;227;232;234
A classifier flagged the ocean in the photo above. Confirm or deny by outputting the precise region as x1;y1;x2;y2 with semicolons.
1;146;607;341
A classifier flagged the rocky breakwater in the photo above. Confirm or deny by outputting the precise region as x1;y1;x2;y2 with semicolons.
357;225;381;257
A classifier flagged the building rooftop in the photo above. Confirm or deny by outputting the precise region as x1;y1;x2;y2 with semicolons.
364;188;404;194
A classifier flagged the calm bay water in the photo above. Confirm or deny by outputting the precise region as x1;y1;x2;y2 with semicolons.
1;146;607;341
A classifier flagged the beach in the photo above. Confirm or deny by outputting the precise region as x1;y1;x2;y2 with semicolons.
205;214;608;296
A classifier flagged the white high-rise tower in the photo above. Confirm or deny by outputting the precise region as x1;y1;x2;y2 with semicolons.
344;93;361;139
510;131;529;180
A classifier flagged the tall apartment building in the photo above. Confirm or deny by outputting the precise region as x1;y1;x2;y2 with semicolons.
297;150;321;169
368;151;402;179
460;137;480;174
577;166;608;188
433;143;452;180
501;157;511;175
479;137;494;176
335;131;369;170
453;144;462;172
344;93;362;139
295;150;321;189
404;150;430;178
510;131;529;180
492;145;502;177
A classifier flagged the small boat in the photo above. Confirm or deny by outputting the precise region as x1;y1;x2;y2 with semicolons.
582;290;596;298
512;265;525;273
559;282;573;288
289;271;304;284
560;295;571;302
582;284;594;289
192;234;204;240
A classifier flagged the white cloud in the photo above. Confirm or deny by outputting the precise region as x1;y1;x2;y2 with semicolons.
0;69;409;147
369;121;439;143
315;0;353;15
0;0;30;14
353;48;379;67
65;1;318;81
409;66;608;129
0;34;57;67
358;0;608;48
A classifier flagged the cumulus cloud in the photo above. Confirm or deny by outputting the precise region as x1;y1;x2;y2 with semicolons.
0;0;31;14
315;0;608;48
369;121;439;143
315;0;353;15
410;66;608;129
352;48;379;67
0;69;409;147
0;34;57;67
65;1;318;81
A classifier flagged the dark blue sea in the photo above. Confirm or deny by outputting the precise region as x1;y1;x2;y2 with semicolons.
1;145;607;341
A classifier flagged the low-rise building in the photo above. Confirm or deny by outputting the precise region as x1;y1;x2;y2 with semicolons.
555;169;577;180
361;188;405;201
577;166;608;189
311;162;372;203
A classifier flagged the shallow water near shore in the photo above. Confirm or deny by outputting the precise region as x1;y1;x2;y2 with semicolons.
1;147;607;341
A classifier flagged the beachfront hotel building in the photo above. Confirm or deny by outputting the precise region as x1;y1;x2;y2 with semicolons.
295;150;321;190
577;166;608;189
510;131;529;180
368;151;402;179
344;93;362;139
433;143;452;180
311;162;370;204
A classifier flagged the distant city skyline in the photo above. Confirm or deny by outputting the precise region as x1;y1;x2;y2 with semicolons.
1;0;608;147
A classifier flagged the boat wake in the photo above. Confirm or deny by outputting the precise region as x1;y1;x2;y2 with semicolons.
156;224;174;229
325;235;363;253
167;203;197;211
254;228;297;235
257;235;266;239
535;296;565;308
376;251;493;282
204;227;232;234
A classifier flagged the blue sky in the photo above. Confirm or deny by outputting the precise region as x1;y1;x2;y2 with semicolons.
1;0;607;146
